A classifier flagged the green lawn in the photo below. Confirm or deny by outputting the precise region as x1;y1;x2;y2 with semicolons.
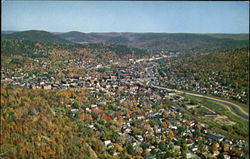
203;100;228;113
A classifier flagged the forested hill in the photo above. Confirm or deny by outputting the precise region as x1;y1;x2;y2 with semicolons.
171;47;248;92
157;47;249;103
205;34;249;41
57;32;249;56
2;30;248;57
0;87;100;158
57;31;112;43
1;39;148;59
2;30;71;44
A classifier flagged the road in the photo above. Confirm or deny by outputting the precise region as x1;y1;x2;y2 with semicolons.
152;84;249;120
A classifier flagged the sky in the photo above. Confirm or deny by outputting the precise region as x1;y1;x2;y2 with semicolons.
2;1;249;33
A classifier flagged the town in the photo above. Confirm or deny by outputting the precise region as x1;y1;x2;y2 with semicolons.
1;48;247;103
1;50;248;158
1;1;249;158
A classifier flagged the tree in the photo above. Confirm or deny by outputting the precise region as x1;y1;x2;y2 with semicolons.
126;144;137;156
187;139;193;144
72;102;80;109
197;136;203;141
59;97;64;104
113;143;124;152
168;130;175;138
170;112;176;119
79;113;85;120
185;121;191;127
101;114;111;122
159;142;166;151
117;116;123;124
161;121;169;129
211;143;219;151
195;124;202;129
181;144;188;153
223;144;229;152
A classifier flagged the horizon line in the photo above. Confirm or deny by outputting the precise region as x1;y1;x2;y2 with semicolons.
2;29;249;34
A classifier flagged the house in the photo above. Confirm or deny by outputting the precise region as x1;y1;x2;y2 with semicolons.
66;105;71;108
192;147;198;152
205;134;224;142
62;83;69;89
145;148;152;153
186;153;199;159
71;109;79;116
130;86;139;90
169;125;177;130
136;116;145;120
168;93;177;97
135;135;144;142
104;140;112;146
223;155;230;159
86;107;91;113
31;85;37;89
44;84;52;90
118;86;127;90
111;76;117;80
88;124;94;129
125;128;132;133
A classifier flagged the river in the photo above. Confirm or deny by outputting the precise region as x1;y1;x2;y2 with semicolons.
206;98;249;119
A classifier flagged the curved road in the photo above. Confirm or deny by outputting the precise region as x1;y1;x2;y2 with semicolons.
152;85;249;120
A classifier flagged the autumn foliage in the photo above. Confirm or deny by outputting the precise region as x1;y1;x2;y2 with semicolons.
168;130;175;138
0;86;98;158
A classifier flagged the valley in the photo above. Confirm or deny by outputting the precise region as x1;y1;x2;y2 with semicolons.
1;30;249;159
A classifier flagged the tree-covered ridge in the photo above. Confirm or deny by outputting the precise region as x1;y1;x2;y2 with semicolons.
2;30;71;44
175;47;248;88
1;39;51;58
141;34;249;57
58;32;249;57
1;39;148;58
3;30;248;57
206;34;249;41
159;47;249;103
